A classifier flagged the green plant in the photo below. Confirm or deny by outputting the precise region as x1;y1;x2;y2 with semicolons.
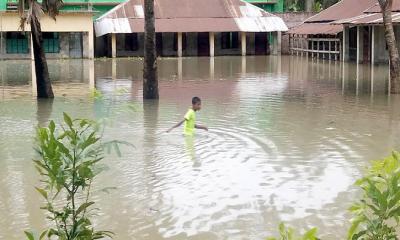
312;1;323;12
25;113;114;240
348;151;400;240
266;223;319;240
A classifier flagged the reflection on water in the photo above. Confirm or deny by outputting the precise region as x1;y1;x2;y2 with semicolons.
1;56;400;240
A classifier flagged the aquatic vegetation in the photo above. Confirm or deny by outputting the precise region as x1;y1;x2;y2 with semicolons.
25;113;116;240
348;151;400;240
266;223;319;240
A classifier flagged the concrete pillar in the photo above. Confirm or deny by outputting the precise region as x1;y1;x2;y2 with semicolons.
371;25;375;65
209;32;215;57
357;26;364;64
111;33;116;58
272;31;281;55
342;26;349;62
88;30;94;59
177;32;183;57
31;59;36;96
241;32;246;56
30;35;34;60
278;32;282;54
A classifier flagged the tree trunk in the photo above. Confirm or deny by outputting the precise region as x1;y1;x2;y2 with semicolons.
305;0;315;12
31;18;54;98
379;0;400;94
143;0;159;99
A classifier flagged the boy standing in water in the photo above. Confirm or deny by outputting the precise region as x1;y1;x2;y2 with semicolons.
167;97;208;135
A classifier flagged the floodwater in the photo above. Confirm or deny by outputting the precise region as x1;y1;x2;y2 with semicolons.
1;56;400;239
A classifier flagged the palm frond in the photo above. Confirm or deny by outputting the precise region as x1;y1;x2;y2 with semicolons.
42;0;63;20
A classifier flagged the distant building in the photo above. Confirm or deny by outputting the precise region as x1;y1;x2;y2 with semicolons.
288;0;376;61
0;0;124;59
334;1;400;64
94;0;288;58
244;0;284;13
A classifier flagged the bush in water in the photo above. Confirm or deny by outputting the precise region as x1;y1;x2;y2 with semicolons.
267;151;400;240
266;223;319;240
25;113;116;240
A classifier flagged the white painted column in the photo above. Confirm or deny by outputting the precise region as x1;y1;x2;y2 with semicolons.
342;26;349;62
241;32;246;56
357;26;364;64
30;35;34;60
209;32;215;57
277;31;282;55
177;32;183;57
111;33;116;58
88;30;94;59
371;26;375;65
31;58;37;96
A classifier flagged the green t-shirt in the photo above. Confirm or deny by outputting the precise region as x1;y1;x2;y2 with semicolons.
184;108;196;136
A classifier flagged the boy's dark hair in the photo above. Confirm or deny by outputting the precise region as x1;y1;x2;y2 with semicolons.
192;96;201;104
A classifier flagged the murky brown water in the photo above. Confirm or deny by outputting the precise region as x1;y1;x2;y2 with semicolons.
1;56;400;239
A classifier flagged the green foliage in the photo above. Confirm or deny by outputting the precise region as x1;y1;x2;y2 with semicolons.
266;223;319;240
348;151;400;240
25;113;114;240
312;2;323;12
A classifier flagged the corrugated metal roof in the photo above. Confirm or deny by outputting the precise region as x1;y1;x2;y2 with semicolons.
94;0;288;36
289;0;376;35
304;0;376;23
287;22;342;35
333;12;400;25
364;1;400;13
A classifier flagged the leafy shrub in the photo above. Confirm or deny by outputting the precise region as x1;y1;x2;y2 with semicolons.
25;113;114;240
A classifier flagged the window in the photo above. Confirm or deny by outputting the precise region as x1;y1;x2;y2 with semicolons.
43;32;60;53
173;33;187;51
6;32;28;54
120;33;139;51
221;32;239;49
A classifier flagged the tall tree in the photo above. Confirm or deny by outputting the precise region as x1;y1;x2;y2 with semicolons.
18;0;60;98
305;0;315;12
378;0;400;93
143;0;159;99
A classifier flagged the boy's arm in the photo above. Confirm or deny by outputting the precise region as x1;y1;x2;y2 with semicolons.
195;124;208;131
166;119;185;133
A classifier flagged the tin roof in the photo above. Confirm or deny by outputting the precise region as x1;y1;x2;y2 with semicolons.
289;0;376;35
334;12;400;25
94;0;288;36
287;22;342;35
304;0;376;23
364;1;400;13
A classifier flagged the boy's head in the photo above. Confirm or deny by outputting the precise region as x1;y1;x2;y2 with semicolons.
192;97;202;111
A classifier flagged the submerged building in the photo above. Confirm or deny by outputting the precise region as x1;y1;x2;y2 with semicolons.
288;0;376;61
0;0;124;59
94;0;288;58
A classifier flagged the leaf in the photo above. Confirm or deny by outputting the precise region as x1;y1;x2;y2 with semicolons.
39;230;47;240
76;202;95;216
348;215;367;240
24;231;35;240
63;112;73;128
35;187;48;200
302;228;317;240
48;121;55;133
